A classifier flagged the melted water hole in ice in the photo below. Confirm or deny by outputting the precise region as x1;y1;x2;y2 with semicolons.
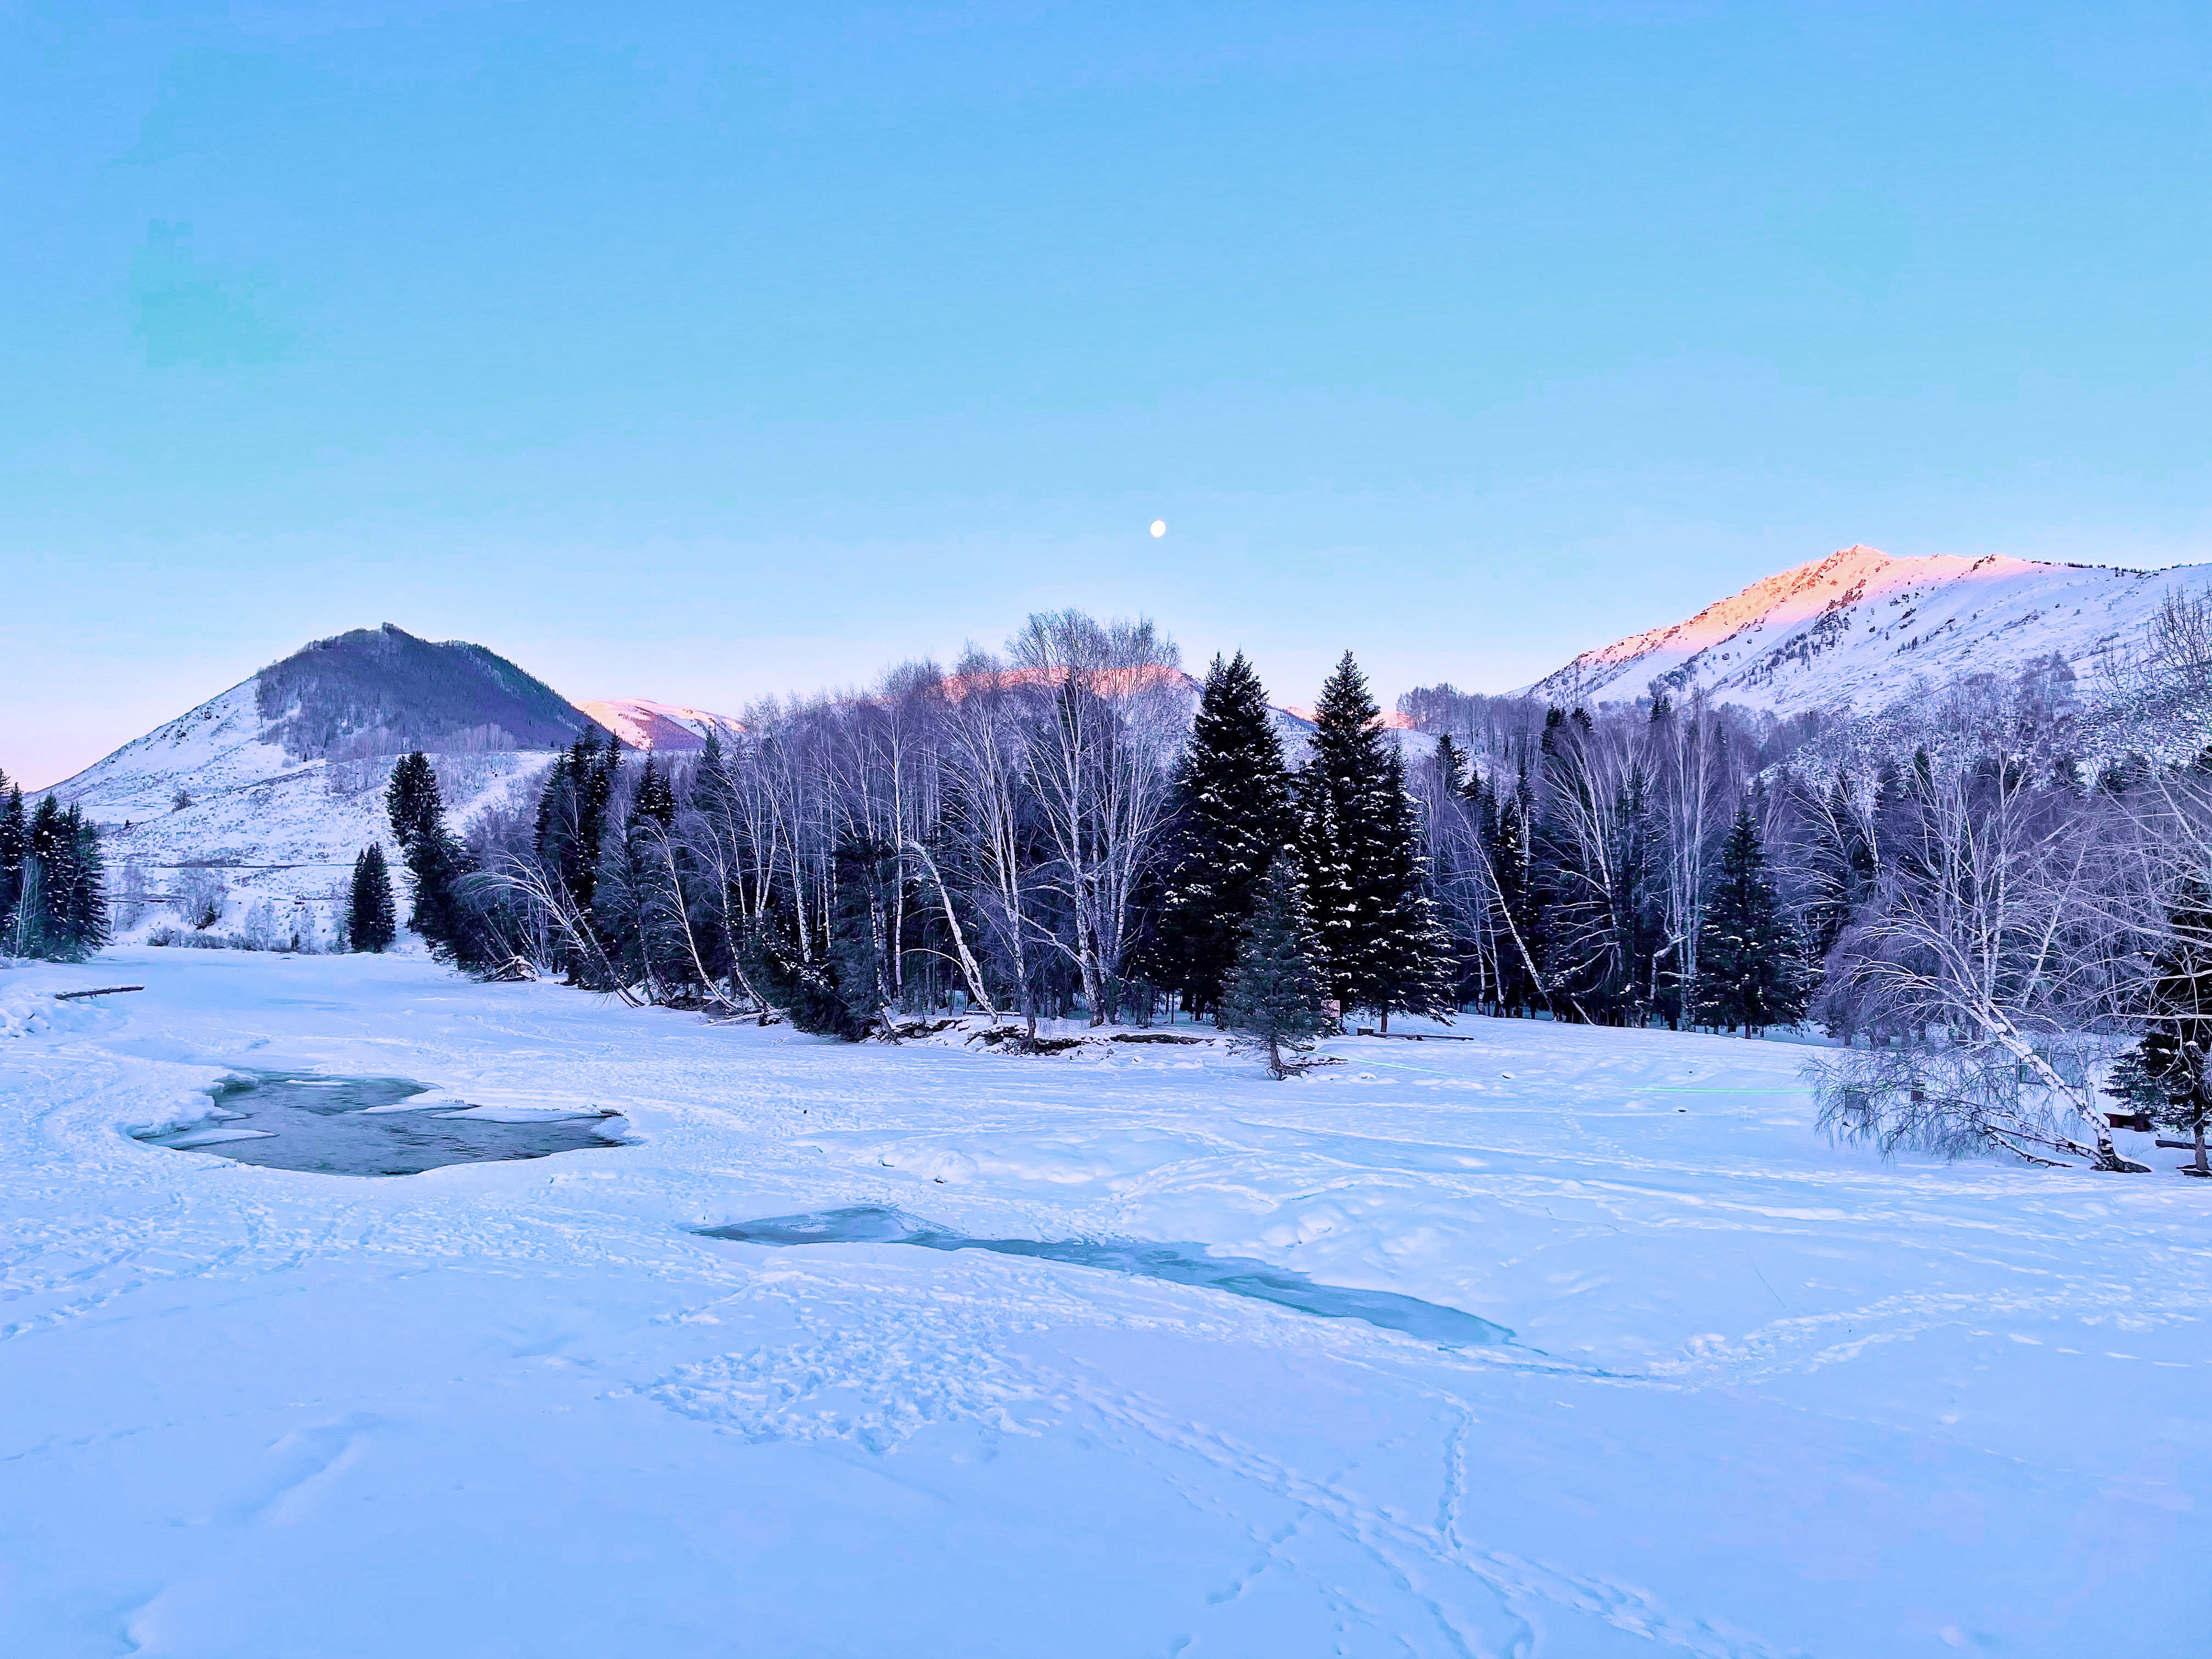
134;1072;630;1177
699;1205;1512;1348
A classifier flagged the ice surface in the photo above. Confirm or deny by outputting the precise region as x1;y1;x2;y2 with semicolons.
703;1204;1513;1347
3;947;2207;1657
132;1071;631;1176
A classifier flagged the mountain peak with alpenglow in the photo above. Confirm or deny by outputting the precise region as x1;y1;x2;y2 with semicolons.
1522;545;2204;715
572;699;747;752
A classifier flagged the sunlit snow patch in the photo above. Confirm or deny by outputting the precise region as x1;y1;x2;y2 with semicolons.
699;1205;1511;1347
133;1071;629;1176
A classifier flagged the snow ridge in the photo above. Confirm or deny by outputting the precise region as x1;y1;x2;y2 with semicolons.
1524;545;2204;715
573;699;747;753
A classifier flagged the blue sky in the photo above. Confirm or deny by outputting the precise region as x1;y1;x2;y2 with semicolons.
6;1;2208;786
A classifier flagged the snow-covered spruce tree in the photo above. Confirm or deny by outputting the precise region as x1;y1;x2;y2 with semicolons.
1695;808;1809;1036
0;777;21;932
61;805;111;958
1296;652;1452;1027
529;729;623;981
601;754;696;1001
2105;875;2212;1177
1405;731;1488;1012
1150;652;1295;1021
383;753;482;968
1363;743;1456;1031
1432;731;1468;797
1219;860;1328;1079
736;838;889;1041
1296;654;1384;1011
8;798;109;962
346;844;397;953
1803;772;1878;959
385;751;443;858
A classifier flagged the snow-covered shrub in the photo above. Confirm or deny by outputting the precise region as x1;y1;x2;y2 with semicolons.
1810;1035;2136;1170
238;899;285;952
113;860;151;932
173;867;228;931
147;926;231;950
148;901;330;954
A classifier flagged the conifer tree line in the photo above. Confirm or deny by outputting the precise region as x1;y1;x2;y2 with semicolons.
0;769;110;961
1401;689;1814;1033
394;613;1455;1043
1406;602;2212;1171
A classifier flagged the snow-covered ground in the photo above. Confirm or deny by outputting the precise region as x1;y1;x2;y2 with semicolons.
3;950;2206;1657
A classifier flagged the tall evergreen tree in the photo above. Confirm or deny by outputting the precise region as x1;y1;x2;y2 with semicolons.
532;730;623;955
1295;653;1390;1014
385;754;479;964
386;753;444;856
531;748;574;868
1293;653;1455;1028
1219;860;1328;1078
2106;876;2212;1176
1695;808;1808;1035
7;797;108;961
1805;773;1877;957
1152;652;1295;1019
1363;744;1456;1031
55;804;108;958
603;752;688;996
631;754;676;829
347;844;398;953
1487;764;1543;1015
740;836;889;1040
0;777;21;930
1433;732;1468;797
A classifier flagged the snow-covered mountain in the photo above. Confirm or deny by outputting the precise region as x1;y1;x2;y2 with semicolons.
573;698;746;752
1524;545;2207;715
52;627;599;933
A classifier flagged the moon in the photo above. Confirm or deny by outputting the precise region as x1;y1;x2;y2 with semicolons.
1149;520;1166;538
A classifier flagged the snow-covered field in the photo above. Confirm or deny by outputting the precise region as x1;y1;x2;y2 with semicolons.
4;951;2206;1657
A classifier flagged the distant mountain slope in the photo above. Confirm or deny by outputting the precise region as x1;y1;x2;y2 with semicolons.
574;699;746;753
50;627;591;932
257;624;596;759
1523;545;2206;714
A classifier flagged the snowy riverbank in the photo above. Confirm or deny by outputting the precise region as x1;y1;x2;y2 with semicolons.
4;948;2206;1656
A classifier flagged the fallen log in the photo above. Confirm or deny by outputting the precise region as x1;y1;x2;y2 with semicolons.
53;985;145;1001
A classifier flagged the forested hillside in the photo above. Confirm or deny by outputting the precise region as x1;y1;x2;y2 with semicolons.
255;624;597;759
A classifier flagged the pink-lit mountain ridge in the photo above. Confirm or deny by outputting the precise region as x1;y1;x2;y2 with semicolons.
1523;545;2205;715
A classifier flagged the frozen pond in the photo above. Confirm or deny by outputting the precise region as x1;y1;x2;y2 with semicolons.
134;1071;629;1176
701;1204;1512;1347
